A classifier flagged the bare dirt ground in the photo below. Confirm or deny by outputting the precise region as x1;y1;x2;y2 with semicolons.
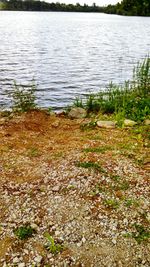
0;110;149;267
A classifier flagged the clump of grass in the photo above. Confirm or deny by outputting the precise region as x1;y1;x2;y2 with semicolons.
104;198;120;209
131;224;150;244
80;121;97;131
27;147;40;157
44;233;64;254
72;57;150;122
76;161;105;173
83;146;112;153
10;81;37;112
14;225;36;240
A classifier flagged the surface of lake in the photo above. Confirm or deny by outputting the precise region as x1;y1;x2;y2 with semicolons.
0;11;150;109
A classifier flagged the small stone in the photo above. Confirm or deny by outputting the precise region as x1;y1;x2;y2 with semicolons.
112;238;117;245
52;185;60;192
34;255;42;264
51;121;60;128
68;107;87;119
124;119;137;127
13;257;19;264
82;237;86;243
97;120;116;129
18;263;25;267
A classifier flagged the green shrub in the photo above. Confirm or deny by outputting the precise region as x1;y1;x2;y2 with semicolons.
72;57;150;122
14;225;36;240
11;81;37;112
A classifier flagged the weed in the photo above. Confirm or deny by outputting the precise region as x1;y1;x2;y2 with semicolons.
132;224;150;243
83;146;112;153
124;198;139;208
110;175;121;182
76;161;105;173
14;225;36;240
104;198;120;209
27;147;40;157
44;233;64;254
10;81;37;112
72;57;150;122
80;121;97;131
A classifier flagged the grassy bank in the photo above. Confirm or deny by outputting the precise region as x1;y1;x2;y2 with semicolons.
73;57;150;123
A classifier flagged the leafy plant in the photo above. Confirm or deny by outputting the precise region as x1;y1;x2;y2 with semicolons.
14;225;36;240
11;81;37;112
44;233;64;254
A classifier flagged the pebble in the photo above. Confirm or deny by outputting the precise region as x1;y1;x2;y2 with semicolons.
13;257;20;264
52;185;60;192
18;263;25;267
34;255;43;263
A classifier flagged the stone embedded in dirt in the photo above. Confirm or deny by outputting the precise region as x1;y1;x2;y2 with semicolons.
68;107;87;119
123;119;137;127
144;119;150;125
18;263;25;267
0;118;7;125
51;120;60;128
97;120;116;129
52;185;60;192
34;255;42;264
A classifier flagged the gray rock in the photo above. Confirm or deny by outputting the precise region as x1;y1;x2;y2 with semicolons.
124;119;137;127
13;257;20;264
97;120;116;129
68;107;87;119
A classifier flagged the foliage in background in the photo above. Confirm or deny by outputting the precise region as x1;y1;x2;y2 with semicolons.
73;57;150;123
105;0;150;16
11;81;37;112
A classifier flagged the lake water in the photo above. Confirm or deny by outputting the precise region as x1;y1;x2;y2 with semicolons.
0;11;150;110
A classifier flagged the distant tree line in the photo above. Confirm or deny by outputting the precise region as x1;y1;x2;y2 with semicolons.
0;0;105;12
0;0;149;16
105;0;150;16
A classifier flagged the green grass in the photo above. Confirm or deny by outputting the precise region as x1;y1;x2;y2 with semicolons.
132;224;150;244
76;161;105;173
73;57;150;123
14;225;36;240
104;198;120;209
83;146;112;153
44;233;64;254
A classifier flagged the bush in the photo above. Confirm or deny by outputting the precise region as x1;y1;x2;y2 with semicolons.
11;81;37;112
73;57;150;122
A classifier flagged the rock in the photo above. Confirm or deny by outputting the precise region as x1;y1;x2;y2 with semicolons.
97;120;116;129
68;107;87;119
144;119;150;125
0;118;7;125
34;255;42;264
13;257;20;264
123;119;137;127
52;185;60;192
18;263;25;267
51;121;60;128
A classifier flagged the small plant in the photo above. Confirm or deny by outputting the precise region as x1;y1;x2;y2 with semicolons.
76;161;105;173
44;233;64;254
11;81;37;112
27;147;40;157
131;224;150;243
14;225;36;240
80;121;97;131
124;198;139;208
104;198;120;209
83;146;112;153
